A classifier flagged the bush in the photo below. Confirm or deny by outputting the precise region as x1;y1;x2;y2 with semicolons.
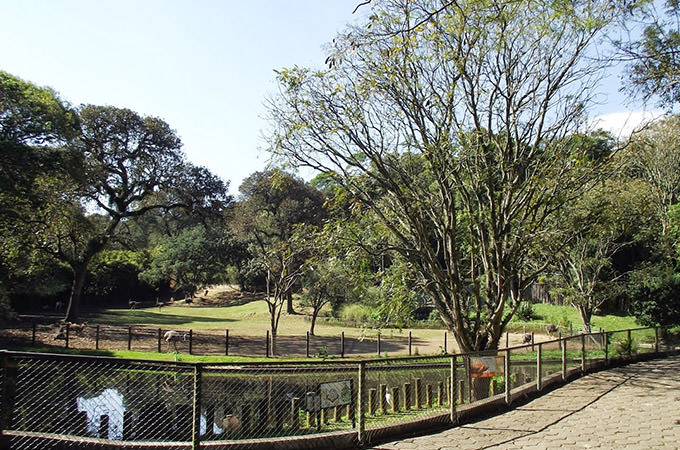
338;303;377;324
517;302;536;321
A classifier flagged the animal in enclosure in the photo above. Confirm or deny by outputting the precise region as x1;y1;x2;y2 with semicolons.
546;324;559;335
68;322;88;335
129;300;140;309
164;330;188;350
221;414;241;433
54;301;64;311
522;333;532;344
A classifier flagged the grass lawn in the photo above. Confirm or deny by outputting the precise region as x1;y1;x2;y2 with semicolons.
88;299;450;341
508;303;642;333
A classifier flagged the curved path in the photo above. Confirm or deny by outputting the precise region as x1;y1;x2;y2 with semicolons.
373;355;680;449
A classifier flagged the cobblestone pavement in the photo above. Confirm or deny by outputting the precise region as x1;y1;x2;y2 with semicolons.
372;355;680;449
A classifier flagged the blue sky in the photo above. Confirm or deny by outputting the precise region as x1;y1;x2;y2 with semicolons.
0;1;660;193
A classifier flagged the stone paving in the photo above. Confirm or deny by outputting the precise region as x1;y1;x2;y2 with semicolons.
372;355;680;449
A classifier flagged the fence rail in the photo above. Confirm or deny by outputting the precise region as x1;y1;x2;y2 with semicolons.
1;327;678;449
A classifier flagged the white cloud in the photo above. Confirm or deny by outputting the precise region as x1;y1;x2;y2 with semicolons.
591;109;666;138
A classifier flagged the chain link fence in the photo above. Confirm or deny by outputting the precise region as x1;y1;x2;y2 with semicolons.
1;326;676;449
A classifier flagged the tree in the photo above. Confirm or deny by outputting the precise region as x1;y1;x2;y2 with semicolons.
234;170;325;355
55;105;230;321
235;169;326;311
548;180;649;332
268;0;622;352
141;225;235;299
620;0;680;106
627;115;680;236
0;71;80;314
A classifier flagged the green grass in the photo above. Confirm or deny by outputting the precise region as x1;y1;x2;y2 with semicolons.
508;303;641;333
87;300;449;341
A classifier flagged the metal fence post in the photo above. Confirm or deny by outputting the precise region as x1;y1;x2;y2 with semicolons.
65;322;70;349
377;333;381;356
444;332;447;354
504;349;511;405
536;343;542;391
225;329;229;356
192;363;202;450
306;331;310;358
450;355;457;424
357;361;366;445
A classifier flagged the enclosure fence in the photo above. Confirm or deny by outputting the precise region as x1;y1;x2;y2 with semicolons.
1;327;677;449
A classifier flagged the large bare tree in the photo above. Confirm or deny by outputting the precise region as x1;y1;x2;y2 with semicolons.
267;0;622;352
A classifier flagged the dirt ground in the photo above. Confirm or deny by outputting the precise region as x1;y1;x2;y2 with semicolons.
1;285;553;358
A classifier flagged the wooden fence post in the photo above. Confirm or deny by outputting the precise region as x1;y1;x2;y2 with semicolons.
157;328;161;353
96;325;100;351
562;336;567;381
266;330;270;358
377;332;381;356
306;331;310;358
225;329;229;356
65;322;70;349
341;331;345;358
444;332;448;354
655;327;660;353
581;333;586;373
31;323;36;346
127;326;132;351
408;331;412;356
290;397;300;430
189;329;193;355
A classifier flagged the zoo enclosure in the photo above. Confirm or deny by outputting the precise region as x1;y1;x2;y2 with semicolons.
0;327;676;450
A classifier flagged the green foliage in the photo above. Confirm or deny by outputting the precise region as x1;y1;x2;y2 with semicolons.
517;302;536;321
338;303;378;325
87;250;152;303
614;335;638;359
623;1;680;106
141;225;234;298
628;263;680;327
316;345;329;359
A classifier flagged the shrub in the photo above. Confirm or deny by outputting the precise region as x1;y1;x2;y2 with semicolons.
338;303;376;324
517;302;536;321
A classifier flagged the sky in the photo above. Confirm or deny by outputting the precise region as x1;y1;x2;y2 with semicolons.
0;1;663;193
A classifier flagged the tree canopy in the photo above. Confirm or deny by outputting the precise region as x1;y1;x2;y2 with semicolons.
268;0;625;351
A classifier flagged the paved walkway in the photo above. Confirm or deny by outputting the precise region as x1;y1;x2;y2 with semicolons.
373;355;680;449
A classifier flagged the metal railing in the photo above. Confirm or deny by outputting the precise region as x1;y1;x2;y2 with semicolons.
0;326;677;449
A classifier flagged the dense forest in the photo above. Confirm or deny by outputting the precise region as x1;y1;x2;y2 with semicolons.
3;0;680;354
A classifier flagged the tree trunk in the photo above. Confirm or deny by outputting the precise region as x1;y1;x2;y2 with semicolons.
286;290;295;314
270;328;277;357
65;262;89;322
309;307;319;336
578;306;592;333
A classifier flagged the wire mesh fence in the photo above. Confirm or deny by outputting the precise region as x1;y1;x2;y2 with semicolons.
0;326;675;449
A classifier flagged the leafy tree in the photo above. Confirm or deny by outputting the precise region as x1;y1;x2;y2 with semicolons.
234;169;326;309
53;105;230;321
267;0;623;352
627;115;680;236
547;180;649;332
0;71;80;312
234;170;325;355
620;0;680;106
141;225;235;299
